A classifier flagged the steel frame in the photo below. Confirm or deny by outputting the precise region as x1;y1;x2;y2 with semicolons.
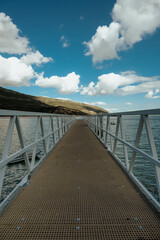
85;109;160;212
0;110;76;206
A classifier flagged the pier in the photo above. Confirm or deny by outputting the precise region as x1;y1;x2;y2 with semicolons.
0;110;160;239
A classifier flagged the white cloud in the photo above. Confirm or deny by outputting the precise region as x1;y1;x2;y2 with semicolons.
60;35;70;48
112;0;160;46
20;51;53;66
145;89;160;99
84;0;160;63
55;97;71;101
35;72;80;94
84;23;123;63
0;12;54;87
83;101;108;110
81;71;160;97
0;12;53;62
125;102;132;105
0;55;35;86
0;12;30;54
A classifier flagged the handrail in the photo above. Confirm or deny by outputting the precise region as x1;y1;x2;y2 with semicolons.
85;110;160;212
0;110;76;206
0;109;75;116
91;108;160;116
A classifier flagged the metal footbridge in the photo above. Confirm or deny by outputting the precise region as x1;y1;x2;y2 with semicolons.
0;109;160;239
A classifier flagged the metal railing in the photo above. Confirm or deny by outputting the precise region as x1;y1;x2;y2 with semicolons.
85;109;160;212
0;110;76;209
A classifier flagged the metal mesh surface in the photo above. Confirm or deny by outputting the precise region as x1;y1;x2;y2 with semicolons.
0;120;160;239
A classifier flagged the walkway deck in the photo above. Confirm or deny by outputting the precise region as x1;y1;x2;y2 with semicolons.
0;120;159;239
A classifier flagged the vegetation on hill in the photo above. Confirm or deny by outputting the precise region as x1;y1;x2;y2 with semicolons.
0;87;108;115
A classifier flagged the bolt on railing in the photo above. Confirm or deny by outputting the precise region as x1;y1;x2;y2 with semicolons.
0;110;76;206
85;109;160;212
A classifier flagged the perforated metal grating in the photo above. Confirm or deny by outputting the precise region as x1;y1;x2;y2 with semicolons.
0;120;160;239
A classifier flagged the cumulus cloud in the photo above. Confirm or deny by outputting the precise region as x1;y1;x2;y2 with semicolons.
84;23;124;63
84;0;160;63
0;12;54;87
0;55;35;86
81;71;160;97
20;51;53;66
60;35;70;48
112;0;160;46
35;72;80;94
0;12;30;54
145;89;160;99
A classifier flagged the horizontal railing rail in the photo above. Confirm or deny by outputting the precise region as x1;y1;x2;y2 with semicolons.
85;109;160;212
0;110;76;208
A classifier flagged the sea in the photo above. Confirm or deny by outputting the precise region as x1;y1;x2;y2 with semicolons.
0;116;160;202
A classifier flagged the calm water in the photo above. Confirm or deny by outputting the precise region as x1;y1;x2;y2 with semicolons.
0;116;160;202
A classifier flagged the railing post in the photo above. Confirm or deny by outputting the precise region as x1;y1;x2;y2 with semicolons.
16;116;31;173
94;116;96;133
40;117;47;154
51;116;56;145
0;116;16;199
119;115;129;171
96;116;98;136
100;116;103;140
144;115;160;200
31;116;41;170
57;116;60;141
129;115;144;173
97;116;100;138
113;116;120;154
46;116;52;153
63;117;65;135
104;116;110;147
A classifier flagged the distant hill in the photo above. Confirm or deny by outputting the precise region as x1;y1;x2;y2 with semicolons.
0;87;109;115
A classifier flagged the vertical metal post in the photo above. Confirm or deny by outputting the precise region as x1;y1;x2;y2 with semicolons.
16;116;31;173
0;116;16;199
144;115;160;199
31;116;40;170
57;116;60;141
97;117;100;138
63;117;66;135
119;115;129;171
104;116;110;147
113;116;120;154
46;116;52;152
60;117;62;138
62;117;65;136
94;116;96;133
40;117;47;154
100;116;103;140
129;115;144;173
51;116;56;145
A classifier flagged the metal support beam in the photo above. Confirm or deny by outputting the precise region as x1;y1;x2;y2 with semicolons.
0;116;16;199
144;115;160;200
129;115;144;173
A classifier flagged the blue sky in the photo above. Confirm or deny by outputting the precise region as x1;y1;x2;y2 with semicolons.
0;0;160;112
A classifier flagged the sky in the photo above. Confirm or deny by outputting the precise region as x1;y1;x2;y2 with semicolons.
0;0;160;112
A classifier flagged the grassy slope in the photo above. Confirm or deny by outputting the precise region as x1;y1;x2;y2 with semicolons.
0;87;108;115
